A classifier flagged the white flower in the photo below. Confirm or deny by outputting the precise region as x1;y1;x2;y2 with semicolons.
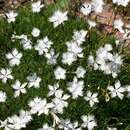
104;44;113;52
48;83;59;97
126;85;130;97
62;52;76;65
27;73;41;88
6;49;22;66
31;27;40;37
12;80;27;98
28;97;53;115
49;10;68;28
32;1;44;13
123;29;130;39
75;66;86;78
71;122;82;130
109;53;123;78
0;110;31;130
81;115;97;130
38;123;54;130
50;112;60;127
68;77;84;99
58;119;73;130
35;37;53;55
6;11;18;23
93;63;99;70
73;30;87;45
0;91;7;102
0;119;9;130
0;68;13;83
114;19;124;33
92;0;104;13
107;80;125;100
88;55;95;65
84;91;99;107
115;40;120;46
52;90;70;113
45;49;59;65
107;127;117;130
111;53;123;65
62;30;86;65
96;45;113;60
88;20;96;29
89;44;122;77
7;115;26;129
66;41;83;57
81;0;104;15
12;34;27;40
21;38;32;50
80;3;93;16
54;66;66;80
59;119;82;130
112;0;129;7
19;110;32;125
12;34;32;50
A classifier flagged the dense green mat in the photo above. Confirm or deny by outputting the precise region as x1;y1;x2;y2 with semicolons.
0;0;130;130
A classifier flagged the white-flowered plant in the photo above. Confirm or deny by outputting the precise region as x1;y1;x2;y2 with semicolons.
114;19;124;33
28;97;53;115
80;2;93;16
107;127;117;130
107;80;125;100
62;51;76;65
31;27;40;37
6;49;23;66
0;68;13;83
49;10;68;28
27;73;41;88
12;80;27;98
126;85;130;97
81;0;104;16
88;44;123;78
35;36;53;55
66;41;83;57
73;30;88;45
123;27;130;40
0;1;130;130
68;77;84;99
0;91;7;103
12;34;32;50
62;30;87;65
48;83;60;97
0;110;32;130
38;123;54;130
54;66;66;80
45;49;59;65
75;66;86;78
81;114;97;130
91;0;104;13
88;20;97;29
19;110;32;125
6;11;18;23
31;0;44;13
84;91;99;107
59;119;82;130
112;0;129;7
51;90;70;113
